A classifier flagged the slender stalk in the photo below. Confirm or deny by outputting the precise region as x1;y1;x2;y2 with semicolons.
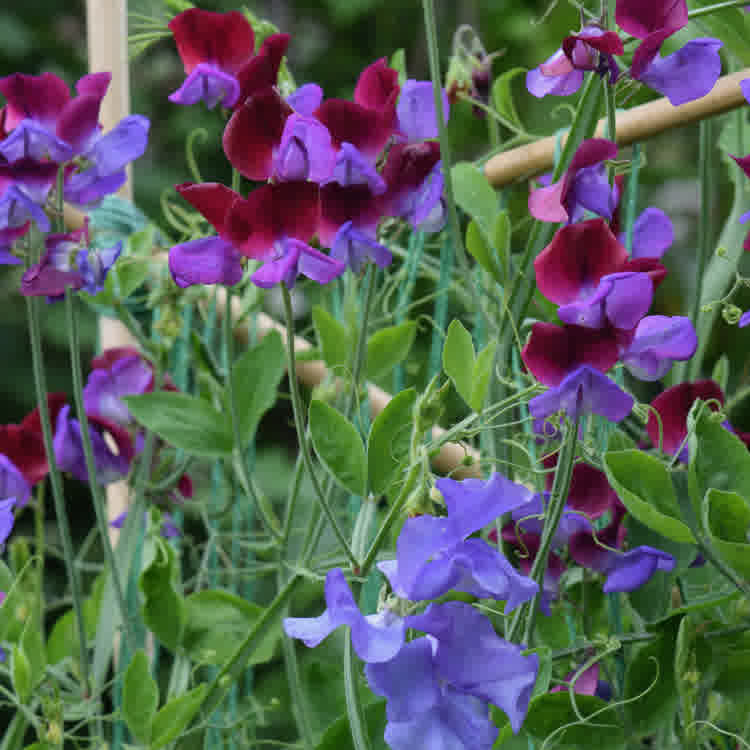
25;294;91;697
281;283;358;569
688;0;750;18
33;482;45;632
421;0;468;270
345;264;375;419
344;636;372;750
65;291;134;654
508;415;580;644
686;119;714;381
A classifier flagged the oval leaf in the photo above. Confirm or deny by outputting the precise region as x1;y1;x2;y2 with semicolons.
124;392;233;458
313;304;351;371
309;400;367;496
150;684;207;750
123;649;158;743
365;320;417;380
703;488;750;579
442;319;475;408
451;161;498;237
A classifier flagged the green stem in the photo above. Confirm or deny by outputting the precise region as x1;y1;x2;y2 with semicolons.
345;263;375;420
688;0;750;18
509;415;580;645
344;636;372;750
686;119;714;381
25;294;91;697
281;283;358;569
33;482;45;632
421;0;468;270
65;291;134;654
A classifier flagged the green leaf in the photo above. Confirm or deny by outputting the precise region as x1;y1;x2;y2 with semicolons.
688;403;750;512
451;161;498;238
491;67;526;131
20;623;45;690
367;389;417;496
365;321;417;380
443;319;475;407
11;645;31;703
309;400;367;496
182;590;279;666
703;488;750;579
624;618;681;735
114;256;150;299
313;304;351;372
493;210;511;281
124;392;233;458
150;684;207;750
229;330;286;449
713;632;750;697
466;219;502;283
139;538;186;650
470;340;497;412
603;450;694;543
122;649;158;743
315;700;388;750
524;692;624;748
390;48;406;84
529;646;552;699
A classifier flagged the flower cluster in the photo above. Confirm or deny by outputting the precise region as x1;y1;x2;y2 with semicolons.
522;138;697;423
0;71;149;290
284;474;541;748
527;0;722;106
166;8;448;290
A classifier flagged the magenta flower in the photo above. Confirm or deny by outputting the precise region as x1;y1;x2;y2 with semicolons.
168;8;255;109
287;83;324;116
528;139;618;224
534;219;654;330
283;568;406;663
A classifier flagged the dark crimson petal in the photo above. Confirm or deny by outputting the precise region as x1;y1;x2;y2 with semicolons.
168;8;255;74
273;181;320;241
314;99;394;161
568;463;618;519
568;529;612;572
225;186;276;259
235;33;290;106
563;29;624;59
534;219;628;305
75;72;111;100
222;88;291;180
630;29;672;80
353;58;400;112
0;72;70;130
319;183;382;246
521;322;619;387
646;380;724;456
23;393;69;436
56;94;104;155
91;347;143;370
732;153;750;180
561;138;618;200
89;415;135;462
176;182;240;237
615;0;687;39
382;141;441;194
21;259;83;298
178;473;194;498
0;425;47;485
621;257;667;288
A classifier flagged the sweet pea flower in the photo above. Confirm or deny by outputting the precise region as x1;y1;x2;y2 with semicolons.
83;353;153;424
0;454;31;509
287;83;324;117
283;567;406;663
534;219;655;330
378;473;539;610
528;365;634;423
528;139;618;224
168;8;256;109
620;315;697;381
0;159;58;235
396;79;450;142
0;499;15;546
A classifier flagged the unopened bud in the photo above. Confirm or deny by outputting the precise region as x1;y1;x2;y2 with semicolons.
722;304;742;325
716;246;728;258
46;721;63;746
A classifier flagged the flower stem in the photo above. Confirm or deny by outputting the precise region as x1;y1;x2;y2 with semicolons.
345;264;375;420
65;291;134;654
281;283;358;569
688;0;750;18
25;294;91;697
344;635;373;750
421;0;468;270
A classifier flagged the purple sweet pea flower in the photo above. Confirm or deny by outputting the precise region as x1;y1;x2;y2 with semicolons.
366;639;498;750
272;114;336;183
739;310;750;328
53;405;131;485
623;207;674;259
169;237;244;288
407;602;539;734
621;315;697;381
250;237;345;289
329;221;392;275
528;139;618;224
527;49;584;98
396;80;449;142
323;142;387;195
287;83;324;117
528;365;634;423
505;492;591;549
0;499;16;546
83;354;153;424
632;37;723;106
378;473;538;609
0;454;31;509
0;159;58;234
283;568;406;663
